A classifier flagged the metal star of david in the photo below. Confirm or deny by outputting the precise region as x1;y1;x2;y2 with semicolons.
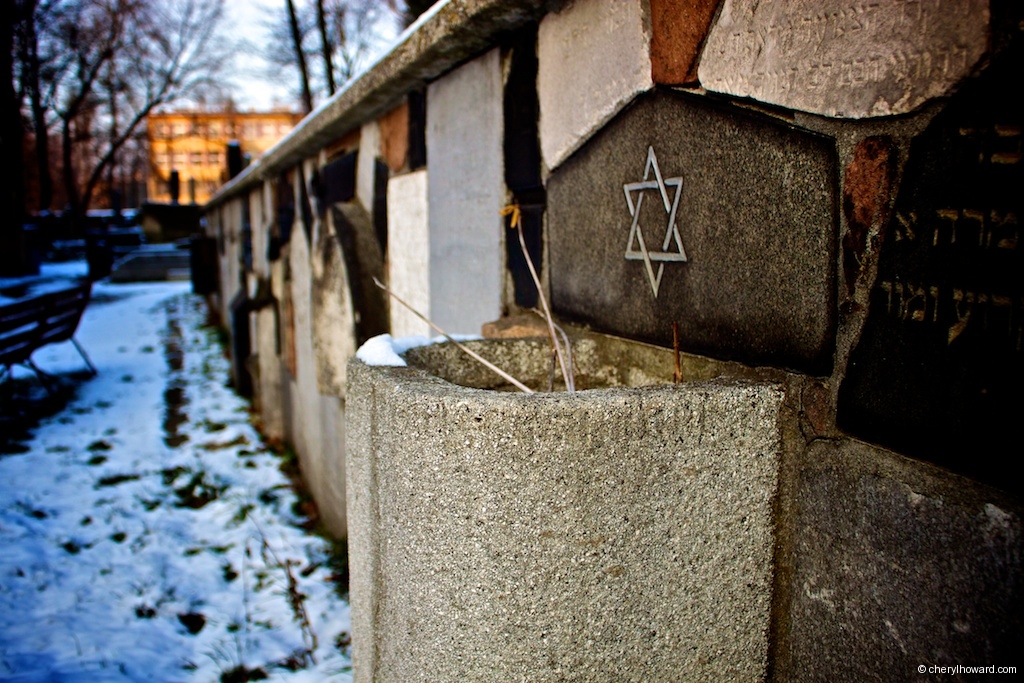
623;146;687;297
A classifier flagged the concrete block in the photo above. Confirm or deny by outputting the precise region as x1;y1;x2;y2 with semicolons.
426;48;505;335
346;339;785;682
538;0;653;171
787;439;1023;681
698;0;990;118
386;170;430;338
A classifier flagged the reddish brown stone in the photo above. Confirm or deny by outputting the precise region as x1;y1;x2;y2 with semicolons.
324;128;361;160
378;101;410;173
842;136;895;297
650;0;723;86
801;380;832;436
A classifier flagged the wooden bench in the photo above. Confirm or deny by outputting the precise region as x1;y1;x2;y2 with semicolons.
0;280;97;389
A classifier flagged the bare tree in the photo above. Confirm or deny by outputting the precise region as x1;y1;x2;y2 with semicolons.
2;0;29;275
264;0;403;110
286;0;315;113
11;0;225;232
316;0;336;97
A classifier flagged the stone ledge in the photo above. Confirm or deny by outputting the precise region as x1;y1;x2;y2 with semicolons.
207;0;562;210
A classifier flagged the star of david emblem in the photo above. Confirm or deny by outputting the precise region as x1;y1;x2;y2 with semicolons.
623;146;688;297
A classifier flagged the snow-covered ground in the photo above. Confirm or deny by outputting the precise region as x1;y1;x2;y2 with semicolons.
0;272;352;682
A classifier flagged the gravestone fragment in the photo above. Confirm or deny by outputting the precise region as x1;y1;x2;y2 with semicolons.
547;90;838;375
699;0;990;118
838;44;1023;490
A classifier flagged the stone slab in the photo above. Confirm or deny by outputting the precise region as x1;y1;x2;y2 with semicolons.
698;0;990;118
310;222;357;397
346;349;784;683
788;440;1023;681
356;120;380;214
386;170;430;338
426;48;504;335
547;89;838;375
838;44;1023;491
538;0;653;172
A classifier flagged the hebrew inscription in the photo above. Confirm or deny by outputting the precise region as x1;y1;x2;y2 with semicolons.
699;0;989;118
838;49;1022;489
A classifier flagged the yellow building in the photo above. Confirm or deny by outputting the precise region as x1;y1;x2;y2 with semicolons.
147;109;303;205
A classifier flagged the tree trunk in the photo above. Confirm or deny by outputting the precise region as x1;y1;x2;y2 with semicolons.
62;118;82;234
0;0;31;276
316;0;336;96
286;0;314;114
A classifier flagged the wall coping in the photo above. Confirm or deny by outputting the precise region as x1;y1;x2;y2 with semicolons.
205;0;561;210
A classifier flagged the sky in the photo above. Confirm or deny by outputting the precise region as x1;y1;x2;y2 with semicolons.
219;0;406;112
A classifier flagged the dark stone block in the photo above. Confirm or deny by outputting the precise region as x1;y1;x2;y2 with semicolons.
331;203;388;347
838;44;1024;492
503;24;543;309
322;151;357;206
788;441;1024;682
547;90;838;374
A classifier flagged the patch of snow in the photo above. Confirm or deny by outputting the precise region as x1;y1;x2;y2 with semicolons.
355;332;483;367
0;277;352;681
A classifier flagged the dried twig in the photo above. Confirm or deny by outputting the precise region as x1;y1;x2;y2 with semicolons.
672;322;682;384
252;518;318;665
372;277;534;394
503;204;575;393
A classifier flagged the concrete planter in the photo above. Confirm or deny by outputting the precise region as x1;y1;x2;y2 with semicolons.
347;336;786;682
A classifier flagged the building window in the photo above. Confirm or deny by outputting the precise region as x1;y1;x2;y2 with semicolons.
278;123;291;135
173;152;185;166
191;152;203;165
156;152;169;166
209;121;221;136
208;151;223;165
173;122;186;136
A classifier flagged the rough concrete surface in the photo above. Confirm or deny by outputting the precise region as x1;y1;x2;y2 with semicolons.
538;0;653;172
426;48;505;335
698;0;990;118
787;439;1023;681
346;345;785;683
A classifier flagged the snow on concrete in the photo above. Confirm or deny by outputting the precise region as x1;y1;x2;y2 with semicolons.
0;274;352;681
354;333;482;368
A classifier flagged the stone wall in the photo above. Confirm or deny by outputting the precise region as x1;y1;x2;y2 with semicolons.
203;0;1022;680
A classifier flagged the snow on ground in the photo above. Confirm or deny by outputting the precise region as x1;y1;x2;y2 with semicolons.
0;275;352;682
